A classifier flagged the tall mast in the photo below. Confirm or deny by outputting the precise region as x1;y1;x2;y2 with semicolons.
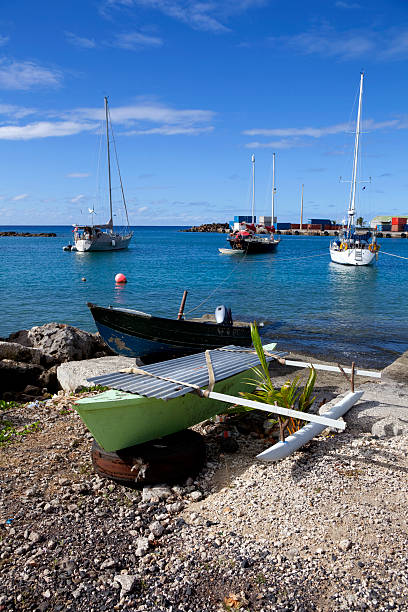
348;72;364;231
105;96;113;228
251;154;255;224
271;152;276;226
300;183;304;229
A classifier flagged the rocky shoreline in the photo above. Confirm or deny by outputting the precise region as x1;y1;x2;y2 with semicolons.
0;232;57;237
180;223;230;233
1;328;408;610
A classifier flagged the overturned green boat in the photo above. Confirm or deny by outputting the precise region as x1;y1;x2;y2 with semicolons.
74;343;281;452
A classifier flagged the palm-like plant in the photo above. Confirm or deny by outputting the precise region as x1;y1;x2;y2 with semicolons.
239;322;316;441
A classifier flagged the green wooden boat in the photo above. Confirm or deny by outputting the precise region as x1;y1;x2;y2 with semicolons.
74;342;278;451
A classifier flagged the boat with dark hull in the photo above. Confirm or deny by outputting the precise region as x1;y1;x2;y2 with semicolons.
227;232;279;253
87;302;252;359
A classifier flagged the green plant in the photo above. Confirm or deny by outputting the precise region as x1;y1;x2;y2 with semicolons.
0;400;22;410
239;322;317;441
0;420;41;446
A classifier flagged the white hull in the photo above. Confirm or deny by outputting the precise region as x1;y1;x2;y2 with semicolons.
75;233;133;252
329;245;376;266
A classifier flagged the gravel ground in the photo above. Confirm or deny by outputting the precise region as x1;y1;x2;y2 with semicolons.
0;357;407;612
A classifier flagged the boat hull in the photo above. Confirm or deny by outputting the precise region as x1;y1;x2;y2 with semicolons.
88;303;252;359
75;368;252;451
329;246;376;266
227;237;279;254
75;233;133;252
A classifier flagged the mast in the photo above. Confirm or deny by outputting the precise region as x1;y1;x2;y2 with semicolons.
271;152;276;227
105;96;113;229
300;183;304;230
251;154;255;224
348;72;364;232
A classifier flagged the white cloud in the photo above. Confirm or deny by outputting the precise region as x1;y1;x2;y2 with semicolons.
12;193;28;201
112;31;163;49
245;139;303;149
0;103;36;119
138;206;148;212
268;26;408;61
126;125;214;135
0;35;9;46
0;121;95;140
0;100;215;140
0;59;63;90
65;32;97;48
243;118;404;148
335;1;361;8
71;194;85;203
66;172;90;178
103;0;267;33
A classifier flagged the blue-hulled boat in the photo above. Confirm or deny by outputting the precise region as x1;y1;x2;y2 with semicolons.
87;302;252;360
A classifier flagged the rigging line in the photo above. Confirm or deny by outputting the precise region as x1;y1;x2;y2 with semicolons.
184;250;249;315
185;249;328;316
380;250;408;261
108;107;131;229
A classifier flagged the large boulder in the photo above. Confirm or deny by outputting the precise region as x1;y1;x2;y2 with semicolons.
8;323;111;365
0;360;45;394
382;351;408;384
57;356;138;393
0;341;52;366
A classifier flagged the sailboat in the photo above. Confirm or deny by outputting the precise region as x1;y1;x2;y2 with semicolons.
329;73;379;266
226;154;280;254
74;97;133;252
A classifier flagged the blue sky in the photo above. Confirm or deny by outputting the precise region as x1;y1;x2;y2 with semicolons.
1;0;408;226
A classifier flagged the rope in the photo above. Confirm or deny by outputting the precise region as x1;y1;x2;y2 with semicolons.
120;349;216;398
185;249;328;315
184;250;248;314
380;250;408;261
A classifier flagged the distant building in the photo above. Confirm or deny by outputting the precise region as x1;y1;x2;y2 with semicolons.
370;215;408;228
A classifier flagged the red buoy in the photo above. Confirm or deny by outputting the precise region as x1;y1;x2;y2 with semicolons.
115;273;127;284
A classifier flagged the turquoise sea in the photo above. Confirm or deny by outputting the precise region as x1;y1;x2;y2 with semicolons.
1;226;407;368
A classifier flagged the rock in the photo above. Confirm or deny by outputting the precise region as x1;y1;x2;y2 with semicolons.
38;365;60;394
149;521;164;538
56;356;137;392
371;416;408;438
114;574;138;597
0;341;48;365
135;537;150;557
382;351;408;383
189;491;203;501
0;360;45;395
8;323;112;364
339;539;352;552
142;486;172;502
100;558;116;570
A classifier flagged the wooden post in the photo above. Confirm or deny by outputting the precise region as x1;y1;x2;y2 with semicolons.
177;291;188;320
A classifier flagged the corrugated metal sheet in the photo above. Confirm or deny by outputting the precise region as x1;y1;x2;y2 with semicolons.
88;346;287;401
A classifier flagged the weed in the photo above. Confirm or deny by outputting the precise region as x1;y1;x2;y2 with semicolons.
0;399;22;410
0;420;41;446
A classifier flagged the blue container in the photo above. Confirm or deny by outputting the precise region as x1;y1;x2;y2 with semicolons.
234;215;256;223
309;218;332;225
377;224;391;231
277;222;291;230
404;224;408;231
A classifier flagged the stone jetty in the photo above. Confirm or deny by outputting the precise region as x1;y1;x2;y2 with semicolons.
180;223;229;233
0;231;57;237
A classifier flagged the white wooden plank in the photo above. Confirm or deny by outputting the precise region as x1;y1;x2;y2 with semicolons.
284;360;381;378
206;391;347;430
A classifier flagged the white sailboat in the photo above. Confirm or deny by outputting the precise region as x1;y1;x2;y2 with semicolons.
74;97;133;252
329;73;379;266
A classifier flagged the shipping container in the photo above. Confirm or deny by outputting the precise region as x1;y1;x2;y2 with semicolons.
309;218;332;225
234;215;256;223
377;224;391;231
391;225;404;232
307;224;322;230
276;222;291;230
291;223;300;229
392;217;408;225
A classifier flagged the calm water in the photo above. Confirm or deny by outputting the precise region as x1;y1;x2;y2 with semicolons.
1;226;407;368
